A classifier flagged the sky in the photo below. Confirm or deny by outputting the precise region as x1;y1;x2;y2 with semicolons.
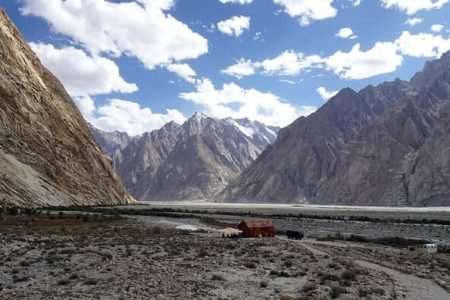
2;0;450;135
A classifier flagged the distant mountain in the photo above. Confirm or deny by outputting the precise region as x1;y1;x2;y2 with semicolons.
0;9;133;207
91;113;280;201
221;52;450;206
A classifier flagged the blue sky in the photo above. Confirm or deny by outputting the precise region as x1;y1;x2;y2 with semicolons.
3;0;450;135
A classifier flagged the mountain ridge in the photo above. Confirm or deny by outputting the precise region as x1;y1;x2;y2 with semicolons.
91;114;280;201
221;52;450;206
0;9;133;207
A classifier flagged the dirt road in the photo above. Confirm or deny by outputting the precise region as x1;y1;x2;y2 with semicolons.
283;237;450;300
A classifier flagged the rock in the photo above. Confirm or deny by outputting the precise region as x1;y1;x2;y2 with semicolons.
0;9;134;207
221;52;450;206
91;113;279;201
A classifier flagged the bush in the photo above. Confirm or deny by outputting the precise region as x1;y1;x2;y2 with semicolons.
211;273;225;281
197;249;209;257
302;282;317;293
7;206;19;215
81;214;89;222
341;270;356;281
284;260;293;268
152;226;162;235
244;262;257;269
57;279;70;285
320;272;340;284
330;286;346;299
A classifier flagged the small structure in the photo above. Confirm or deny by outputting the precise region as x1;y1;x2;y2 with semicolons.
217;227;242;238
286;230;304;240
409;244;438;254
238;220;275;238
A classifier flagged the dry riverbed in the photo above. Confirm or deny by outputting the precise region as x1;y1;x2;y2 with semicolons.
0;213;449;299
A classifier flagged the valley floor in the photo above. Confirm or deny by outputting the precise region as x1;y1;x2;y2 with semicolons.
0;209;449;299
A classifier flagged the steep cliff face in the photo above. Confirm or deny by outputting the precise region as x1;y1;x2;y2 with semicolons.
92;113;279;201
0;9;133;207
222;52;450;206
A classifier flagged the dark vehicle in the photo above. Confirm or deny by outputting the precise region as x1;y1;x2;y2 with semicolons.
286;230;303;240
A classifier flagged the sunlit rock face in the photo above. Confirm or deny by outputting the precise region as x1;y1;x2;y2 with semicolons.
222;52;450;207
0;9;134;207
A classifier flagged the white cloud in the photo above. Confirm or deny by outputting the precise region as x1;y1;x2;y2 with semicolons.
166;63;197;83
336;27;357;39
405;18;423;26
431;24;444;33
257;51;324;76
218;0;254;4
326;42;403;79
180;79;316;127
316;86;338;100
21;0;208;69
222;50;324;78
351;0;362;6
380;0;449;15
273;0;337;26
223;30;450;82
30;42;137;96
73;95;96;120
395;31;450;57
79;97;186;136
217;16;251;37
221;59;255;79
253;31;264;41
279;79;296;84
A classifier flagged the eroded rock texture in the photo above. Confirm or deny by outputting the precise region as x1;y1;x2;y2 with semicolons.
222;52;450;206
0;9;133;207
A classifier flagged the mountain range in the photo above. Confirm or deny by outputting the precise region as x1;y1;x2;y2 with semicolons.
1;6;449;208
0;9;133;207
91;114;279;201
221;52;450;206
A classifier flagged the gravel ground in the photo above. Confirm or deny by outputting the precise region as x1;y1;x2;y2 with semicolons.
1;215;398;300
1;212;448;299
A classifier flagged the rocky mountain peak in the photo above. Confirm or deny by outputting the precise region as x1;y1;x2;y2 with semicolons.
222;52;450;206
91;113;279;201
410;50;450;88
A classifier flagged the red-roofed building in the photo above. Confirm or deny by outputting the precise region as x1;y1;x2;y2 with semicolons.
238;220;275;238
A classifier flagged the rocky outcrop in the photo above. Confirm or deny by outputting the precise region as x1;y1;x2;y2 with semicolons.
92;113;279;201
0;9;133;207
222;52;450;206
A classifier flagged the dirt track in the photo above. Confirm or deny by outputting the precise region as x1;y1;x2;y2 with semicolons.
290;238;450;299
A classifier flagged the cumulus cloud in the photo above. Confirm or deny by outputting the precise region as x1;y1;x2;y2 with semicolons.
221;58;256;79
30;43;137;96
405;18;423;26
395;31;450;57
222;51;324;78
179;79;316;127
77;97;186;136
316;86;338;100
273;0;337;26
431;24;444;33
225;28;450;80
217;16;251;37
166;63;197;83
326;42;403;79
21;0;208;69
336;27;357;39
256;51;324;76
380;0;449;15
218;0;254;4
